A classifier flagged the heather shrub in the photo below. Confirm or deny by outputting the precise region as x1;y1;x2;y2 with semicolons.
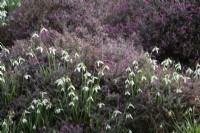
103;0;200;67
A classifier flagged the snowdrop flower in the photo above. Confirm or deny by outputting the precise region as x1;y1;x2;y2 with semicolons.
55;78;65;86
127;103;135;109
32;33;39;38
112;110;122;118
75;63;86;72
12;60;19;66
161;58;173;68
129;80;134;86
0;64;5;71
73;95;79;101
69;102;75;107
151;75;158;83
26;52;34;58
97;103;105;109
175;88;182;93
126;113;133;120
182;76;190;83
87;96;94;102
126;67;131;73
128;129;133;133
68;91;75;97
84;71;91;79
96;60;104;67
93;85;101;93
36;109;40;114
175;62;181;71
125;91;131;96
42;99;49;106
55;108;62;114
68;84;75;91
75;52;80;59
141;76;147;81
18;57;25;64
49;47;56;55
0;71;3;76
24;74;31;80
137;88;142;93
129;71;135;76
132;60;138;66
0;77;5;83
46;103;52;110
82;86;89;92
162;74;171;85
186;68;193;75
40;27;48;33
36;46;43;53
22;118;27;124
156;92;160;97
33;125;36;130
0;1;7;8
105;124;111;130
152;46;159;54
28;105;35;110
103;65;110;71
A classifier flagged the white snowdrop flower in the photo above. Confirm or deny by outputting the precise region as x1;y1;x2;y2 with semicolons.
93;85;101;93
87;96;94;102
0;11;7;19
188;107;193;112
22;118;27;123
136;69;141;74
24;74;31;80
49;47;56;55
103;65;110;71
97;103;105;109
175;88;182;93
75;63;86;72
161;58;172;67
84;71;91;79
2;121;7;127
73;95;79;101
40;27;48;33
128;129;133;133
132;61;138;66
172;72;181;82
0;71;3;76
125;91;130;96
156;92;160;97
0;1;7;8
151;75;158;83
26;52;34;58
82;86;89;91
24;110;30;114
55;108;62;114
61;50;68;56
0;78;5;83
87;79;94;85
68;91;75;97
36;109;40;114
105;124;111;130
75;52;80;59
152;46;159;54
126;113;133;120
96;60;104;67
127;103;135;109
69;102;75;107
40;92;47;98
29;105;35;110
12;60;19;66
141;76;147;81
129;71;135;77
61;54;70;62
36;46;43;53
33;125;36;130
98;70;104;76
18;57;25;64
151;59;158;70
126;67;131;73
46;103;52;110
55;78;65;86
145;52;150;58
32;33;39;38
129;80;134;86
175;62;181;71
42;99;49;106
0;64;5;71
68;84;75;90
112;110;122;118
125;79;130;84
182;76;190;83
163;74;171;85
137;88;142;93
186;68;193;75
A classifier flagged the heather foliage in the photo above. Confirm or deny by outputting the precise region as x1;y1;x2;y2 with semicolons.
0;0;200;133
103;0;200;67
